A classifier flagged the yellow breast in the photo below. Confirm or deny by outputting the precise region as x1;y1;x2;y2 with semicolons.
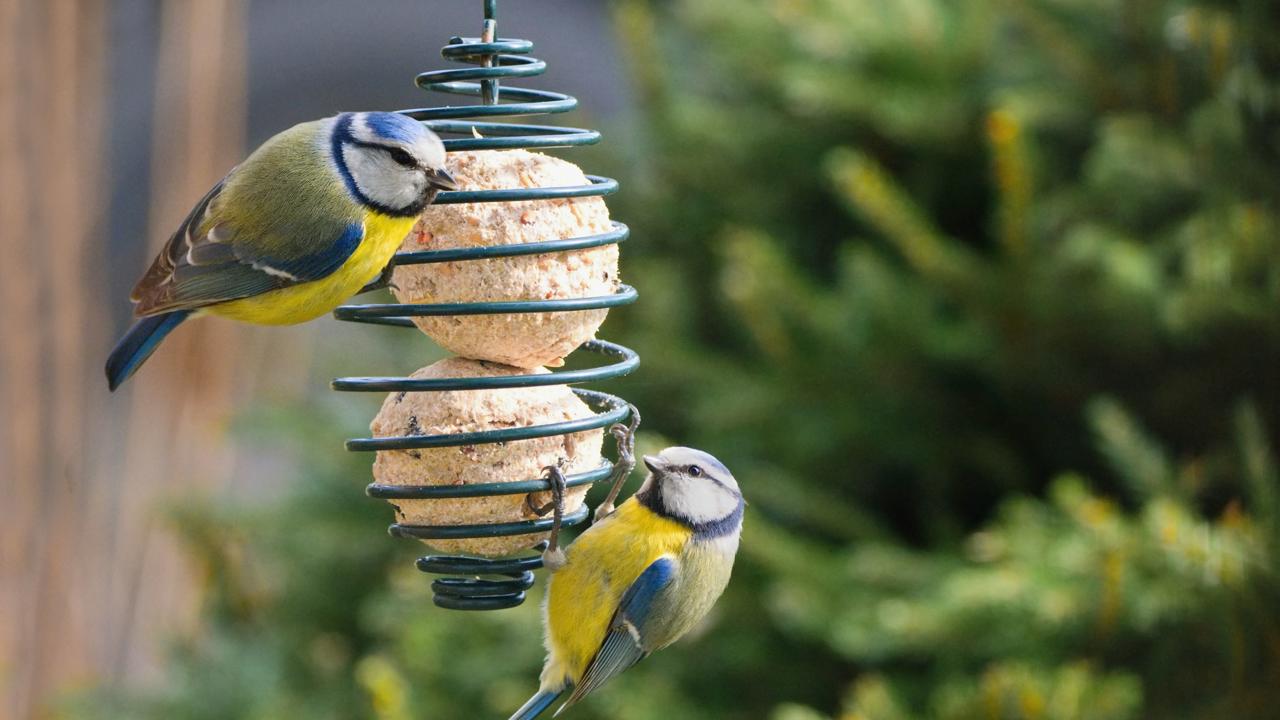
541;500;692;688
209;211;416;325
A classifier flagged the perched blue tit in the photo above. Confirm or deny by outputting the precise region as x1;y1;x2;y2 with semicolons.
510;446;746;719
104;111;457;391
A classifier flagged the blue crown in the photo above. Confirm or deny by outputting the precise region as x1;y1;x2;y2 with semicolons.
361;111;428;144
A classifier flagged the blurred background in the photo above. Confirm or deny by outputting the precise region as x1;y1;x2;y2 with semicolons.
2;0;1279;718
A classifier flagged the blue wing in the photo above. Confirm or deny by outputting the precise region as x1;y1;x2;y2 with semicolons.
560;557;677;712
132;176;364;315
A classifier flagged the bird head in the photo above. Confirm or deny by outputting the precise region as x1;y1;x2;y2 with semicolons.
638;447;744;536
331;112;457;217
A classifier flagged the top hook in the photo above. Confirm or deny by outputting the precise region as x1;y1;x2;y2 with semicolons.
481;1;499;104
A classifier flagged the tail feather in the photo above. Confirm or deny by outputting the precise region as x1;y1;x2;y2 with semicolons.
105;310;190;391
508;688;564;720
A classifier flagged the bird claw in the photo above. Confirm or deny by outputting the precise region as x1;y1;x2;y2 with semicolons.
593;406;641;523
533;407;641;573
532;465;570;567
378;263;397;288
359;264;400;295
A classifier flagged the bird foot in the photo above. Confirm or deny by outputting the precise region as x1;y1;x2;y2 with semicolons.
593;406;641;523
358;263;400;295
530;465;569;568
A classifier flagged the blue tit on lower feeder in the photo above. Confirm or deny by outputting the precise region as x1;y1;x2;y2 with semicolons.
104;111;457;391
510;446;746;719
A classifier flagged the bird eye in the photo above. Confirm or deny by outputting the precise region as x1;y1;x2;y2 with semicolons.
688;465;703;477
387;147;417;168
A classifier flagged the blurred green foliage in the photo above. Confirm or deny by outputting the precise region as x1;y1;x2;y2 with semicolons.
66;0;1280;718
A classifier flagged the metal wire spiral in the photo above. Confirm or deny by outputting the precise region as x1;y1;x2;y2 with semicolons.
331;0;638;611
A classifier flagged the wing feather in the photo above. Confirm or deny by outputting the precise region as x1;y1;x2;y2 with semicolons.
560;557;677;712
132;169;364;316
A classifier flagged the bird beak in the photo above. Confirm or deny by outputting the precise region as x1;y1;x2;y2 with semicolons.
426;167;458;191
643;455;665;475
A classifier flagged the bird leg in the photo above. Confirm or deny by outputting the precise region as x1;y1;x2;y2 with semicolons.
358;262;400;295
531;465;569;572
594;404;641;523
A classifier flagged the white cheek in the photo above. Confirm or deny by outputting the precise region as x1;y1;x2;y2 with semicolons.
663;479;739;525
414;137;446;170
343;146;424;210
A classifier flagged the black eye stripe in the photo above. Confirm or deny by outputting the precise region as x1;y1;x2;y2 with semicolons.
683;464;737;492
387;147;417;168
347;138;418;168
700;471;739;496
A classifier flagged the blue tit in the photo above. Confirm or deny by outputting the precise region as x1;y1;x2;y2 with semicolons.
104;111;457;391
510;446;746;719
